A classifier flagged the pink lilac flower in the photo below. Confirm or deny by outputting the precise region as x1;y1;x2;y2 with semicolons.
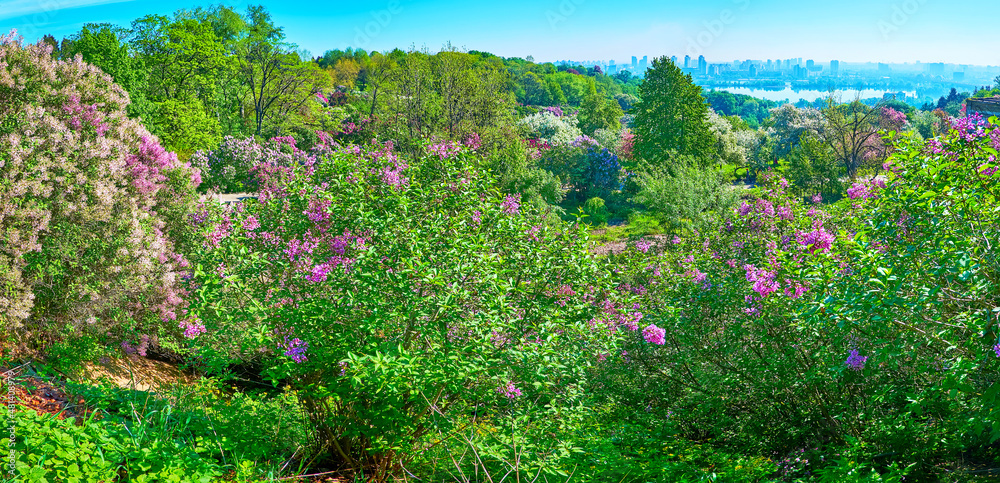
526;225;541;241
471;210;482;225
241;215;260;231
845;349;867;371
497;382;522;399
463;133;482;150
642;324;666;345
993;344;1000;358
635;240;651;253
797;222;835;254
501;194;520;215
427;141;462;159
179;319;207;339
744;265;780;298
811;193;823;204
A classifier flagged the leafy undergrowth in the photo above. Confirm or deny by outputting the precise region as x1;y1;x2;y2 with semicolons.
0;360;322;482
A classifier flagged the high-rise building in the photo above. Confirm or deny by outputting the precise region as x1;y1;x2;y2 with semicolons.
830;60;840;76
670;55;677;65
640;56;648;72
684;55;691;69
698;55;707;75
632;56;638;70
806;59;814;69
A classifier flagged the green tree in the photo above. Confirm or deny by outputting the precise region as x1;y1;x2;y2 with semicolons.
237;6;330;135
61;24;152;119
632;56;716;168
546;79;567;105
518;71;549;105
578;79;623;136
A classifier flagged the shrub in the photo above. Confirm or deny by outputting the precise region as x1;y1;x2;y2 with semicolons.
183;139;655;479
0;31;200;351
583;197;610;225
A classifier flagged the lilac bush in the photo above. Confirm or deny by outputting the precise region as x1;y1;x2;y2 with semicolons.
184;138;648;476
0;31;199;347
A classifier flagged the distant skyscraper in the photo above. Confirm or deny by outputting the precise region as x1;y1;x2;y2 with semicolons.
806;59;814;69
878;63;890;74
830;60;840;76
640;56;648;72
632;56;638;70
698;55;707;75
670;55;677;65
684;55;691;69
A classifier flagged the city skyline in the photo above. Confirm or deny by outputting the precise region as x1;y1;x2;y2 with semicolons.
1;0;998;66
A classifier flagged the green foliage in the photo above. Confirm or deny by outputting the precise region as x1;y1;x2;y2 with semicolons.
578;79;624;136
149;97;222;159
631;159;738;234
784;133;846;201
583;197;611;226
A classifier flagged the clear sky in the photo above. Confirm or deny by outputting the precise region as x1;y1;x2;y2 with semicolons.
1;0;996;65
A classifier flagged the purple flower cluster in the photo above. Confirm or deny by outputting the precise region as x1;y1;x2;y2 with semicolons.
635;240;651;253
62;94;109;136
179;319;207;339
121;335;150;357
745;264;780;299
642;324;666;345
501;194;521;215
463;132;482;150
993;344;1000;358
797;221;835;254
540;106;563;117
497;382;522;399
950;113;989;142
845;349;867;371
846;178;886;200
282;337;309;363
427;140;463;159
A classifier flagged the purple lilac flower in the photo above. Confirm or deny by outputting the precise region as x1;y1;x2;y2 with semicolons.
497;382;522;399
642;324;666;345
179;320;207;339
283;337;309;363
463;132;482;150
845;349;867;371
635;240;651;253
501;194;520;215
471;210;482;225
797;222;835;254
427;141;462;159
993;344;1000;358
745;265;780;298
241;215;260;231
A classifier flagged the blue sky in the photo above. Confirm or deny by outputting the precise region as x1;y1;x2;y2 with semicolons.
1;0;996;65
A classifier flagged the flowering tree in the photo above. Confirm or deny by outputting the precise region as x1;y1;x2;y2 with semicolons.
184;138;654;478
0;31;200;347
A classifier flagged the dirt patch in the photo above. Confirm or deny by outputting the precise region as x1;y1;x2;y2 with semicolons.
72;356;198;393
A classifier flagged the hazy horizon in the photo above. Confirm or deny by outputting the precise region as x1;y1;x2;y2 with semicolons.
1;0;997;66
